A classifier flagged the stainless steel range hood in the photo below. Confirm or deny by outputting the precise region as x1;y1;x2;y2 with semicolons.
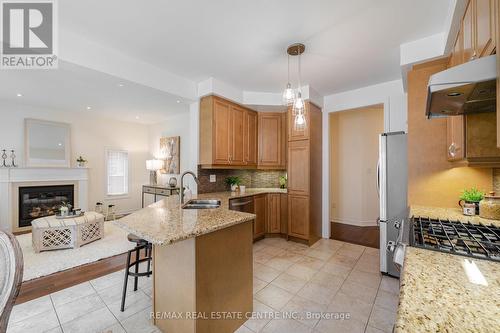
426;55;497;118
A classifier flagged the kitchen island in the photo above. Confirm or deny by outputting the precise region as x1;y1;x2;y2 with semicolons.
396;206;500;332
115;193;257;333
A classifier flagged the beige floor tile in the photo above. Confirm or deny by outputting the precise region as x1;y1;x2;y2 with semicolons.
254;277;269;294
374;290;399;313
54;293;106;324
255;284;294;310
271;273;307;294
367;306;397;333
8;295;54;324
120;307;158;333
320;262;352;279
346;270;382;290
353;259;380;274
282;295;325;328
234;323;255;333
310;271;344;291
315;317;366;333
50;282;96;307
109;290;152;321
7;309;60;333
274;250;304;263
262;319;312;333
328;253;358;267
260;245;286;257
244;300;274;332
254;250;276;264
328;291;373;324
61;307;119;333
296;256;326;271
339;281;378;304
286;264;318;281
45;327;63;333
265;257;295;271
379;276;400;295
96;283;142;305
254;263;281;283
364;247;380;256
336;244;365;259
90;270;124;291
296;282;337;306
365;325;386;333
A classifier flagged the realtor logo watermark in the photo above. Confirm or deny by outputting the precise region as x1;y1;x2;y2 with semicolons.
1;0;58;69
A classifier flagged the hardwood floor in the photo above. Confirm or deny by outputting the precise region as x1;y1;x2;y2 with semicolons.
15;251;141;305
330;221;380;249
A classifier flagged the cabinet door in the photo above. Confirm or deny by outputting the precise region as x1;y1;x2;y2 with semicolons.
244;110;258;166
449;29;464;68
230;106;245;165
287;140;310;195
463;1;475;62
266;194;281;233
213;99;231;165
446;116;465;161
253;194;266;239
288;105;310;141
280;193;288;234
258;113;282;167
475;0;496;57
279;113;287;168
288;195;309;240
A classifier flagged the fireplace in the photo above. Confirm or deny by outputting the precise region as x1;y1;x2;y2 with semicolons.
18;185;74;228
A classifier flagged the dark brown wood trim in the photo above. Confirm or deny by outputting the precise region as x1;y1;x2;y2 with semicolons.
330;222;379;249
15;252;139;305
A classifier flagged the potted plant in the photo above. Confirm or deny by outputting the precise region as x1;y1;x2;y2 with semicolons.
225;176;241;192
279;175;287;189
76;156;87;168
459;187;485;215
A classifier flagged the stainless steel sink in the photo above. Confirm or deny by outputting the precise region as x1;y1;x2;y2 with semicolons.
182;199;221;209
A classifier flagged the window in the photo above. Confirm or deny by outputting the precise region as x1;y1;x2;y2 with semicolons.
106;149;129;196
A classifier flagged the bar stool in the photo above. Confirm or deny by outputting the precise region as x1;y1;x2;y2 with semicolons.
121;233;153;312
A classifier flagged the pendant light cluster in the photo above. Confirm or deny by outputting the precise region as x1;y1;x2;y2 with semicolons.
282;43;306;130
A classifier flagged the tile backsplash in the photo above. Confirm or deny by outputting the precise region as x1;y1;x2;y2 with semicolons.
494;169;500;194
197;166;286;193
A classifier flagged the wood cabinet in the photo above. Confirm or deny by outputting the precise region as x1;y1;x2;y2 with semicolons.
266;194;281;234
253;194;266;239
280;193;288;235
466;112;500;165
446;116;465;161
200;96;258;168
244;110;258;166
258;113;286;169
463;1;475;62
286;102;322;245
497;0;500;148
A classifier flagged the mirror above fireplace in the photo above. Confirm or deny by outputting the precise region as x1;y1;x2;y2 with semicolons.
24;119;71;168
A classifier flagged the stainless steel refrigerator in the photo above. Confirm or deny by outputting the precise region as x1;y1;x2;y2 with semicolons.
377;131;408;277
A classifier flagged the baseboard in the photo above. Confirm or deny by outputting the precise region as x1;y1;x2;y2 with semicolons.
330;221;379;249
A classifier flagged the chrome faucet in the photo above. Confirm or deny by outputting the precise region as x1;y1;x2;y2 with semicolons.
180;170;200;204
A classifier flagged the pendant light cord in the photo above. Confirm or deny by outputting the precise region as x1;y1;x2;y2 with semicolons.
298;51;302;94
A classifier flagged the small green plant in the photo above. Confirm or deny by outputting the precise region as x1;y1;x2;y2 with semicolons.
460;187;485;202
76;156;87;163
279;175;287;189
225;176;241;186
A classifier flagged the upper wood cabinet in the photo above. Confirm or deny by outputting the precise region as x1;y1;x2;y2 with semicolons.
266;193;281;234
463;1;475;62
446;116;465;161
200;96;258;168
258;113;286;169
244;110;258;166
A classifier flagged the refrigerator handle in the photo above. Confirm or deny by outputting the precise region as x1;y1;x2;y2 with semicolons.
376;159;380;198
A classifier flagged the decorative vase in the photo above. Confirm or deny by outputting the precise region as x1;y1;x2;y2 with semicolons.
459;200;480;215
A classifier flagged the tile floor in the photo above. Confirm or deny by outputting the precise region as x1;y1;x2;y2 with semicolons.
7;238;399;333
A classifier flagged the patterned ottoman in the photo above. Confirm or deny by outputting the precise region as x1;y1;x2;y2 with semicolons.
31;212;105;253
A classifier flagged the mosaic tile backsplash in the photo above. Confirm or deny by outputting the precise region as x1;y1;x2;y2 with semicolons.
197;166;286;193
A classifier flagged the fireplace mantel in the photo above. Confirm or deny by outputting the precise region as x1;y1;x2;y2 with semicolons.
0;168;89;232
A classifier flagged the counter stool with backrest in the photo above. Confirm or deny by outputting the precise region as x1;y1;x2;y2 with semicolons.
0;230;23;332
121;233;153;312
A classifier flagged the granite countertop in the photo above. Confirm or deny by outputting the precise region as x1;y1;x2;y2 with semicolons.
395;247;500;333
114;188;287;246
411;205;500;227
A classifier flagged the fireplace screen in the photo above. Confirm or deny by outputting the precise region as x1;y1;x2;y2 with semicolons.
19;185;74;228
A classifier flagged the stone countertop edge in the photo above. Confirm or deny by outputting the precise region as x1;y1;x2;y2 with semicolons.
113;188;286;246
410;205;500;227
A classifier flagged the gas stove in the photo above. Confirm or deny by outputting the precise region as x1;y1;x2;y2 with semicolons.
411;217;500;262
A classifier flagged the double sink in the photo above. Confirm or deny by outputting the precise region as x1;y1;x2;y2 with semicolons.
182;199;221;209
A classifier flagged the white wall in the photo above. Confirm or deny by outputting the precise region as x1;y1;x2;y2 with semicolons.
0;102;149;214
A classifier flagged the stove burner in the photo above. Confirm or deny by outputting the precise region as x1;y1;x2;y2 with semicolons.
411;217;500;262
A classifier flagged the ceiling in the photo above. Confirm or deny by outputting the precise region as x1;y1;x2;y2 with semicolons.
0;61;189;124
60;0;452;95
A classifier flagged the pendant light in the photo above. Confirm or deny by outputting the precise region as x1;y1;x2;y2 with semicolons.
282;55;295;106
289;43;306;130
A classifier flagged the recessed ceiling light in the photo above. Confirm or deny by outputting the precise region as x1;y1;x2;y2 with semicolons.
176;100;181;104
16;93;22;97
118;83;124;87
86;106;92;110
58;143;62;146
135;116;140;120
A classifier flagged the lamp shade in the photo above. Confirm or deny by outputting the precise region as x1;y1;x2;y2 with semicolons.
146;159;164;171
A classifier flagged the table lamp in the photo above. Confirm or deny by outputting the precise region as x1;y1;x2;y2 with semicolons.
146;159;164;185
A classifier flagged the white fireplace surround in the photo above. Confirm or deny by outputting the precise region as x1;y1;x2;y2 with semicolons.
0;168;89;232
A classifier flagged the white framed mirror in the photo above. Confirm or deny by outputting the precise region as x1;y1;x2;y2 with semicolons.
24;119;71;168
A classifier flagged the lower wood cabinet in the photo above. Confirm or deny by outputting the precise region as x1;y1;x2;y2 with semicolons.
288;194;310;240
280;193;288;235
253;194;266;239
266;194;281;233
